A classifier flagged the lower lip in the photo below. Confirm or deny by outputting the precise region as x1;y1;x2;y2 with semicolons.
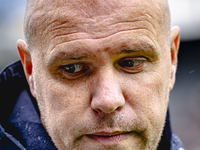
86;133;129;145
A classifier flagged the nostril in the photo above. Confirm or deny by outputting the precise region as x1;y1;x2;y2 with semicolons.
116;106;123;111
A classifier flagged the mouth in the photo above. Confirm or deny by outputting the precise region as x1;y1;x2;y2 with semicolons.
85;131;131;145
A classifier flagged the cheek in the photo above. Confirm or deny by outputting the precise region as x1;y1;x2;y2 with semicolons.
35;76;90;121
124;64;170;126
33;65;90;125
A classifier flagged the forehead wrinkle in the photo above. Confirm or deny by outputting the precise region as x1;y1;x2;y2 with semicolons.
47;26;156;57
44;12;157;52
46;2;158;32
48;13;156;37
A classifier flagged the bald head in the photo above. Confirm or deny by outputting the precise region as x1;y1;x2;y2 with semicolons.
24;0;170;51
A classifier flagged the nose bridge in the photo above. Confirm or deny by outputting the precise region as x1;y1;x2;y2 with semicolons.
100;70;119;98
91;67;125;113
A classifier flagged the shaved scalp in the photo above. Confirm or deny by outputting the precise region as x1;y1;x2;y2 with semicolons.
24;0;171;51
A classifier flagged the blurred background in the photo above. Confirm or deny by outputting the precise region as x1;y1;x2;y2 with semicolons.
0;0;200;149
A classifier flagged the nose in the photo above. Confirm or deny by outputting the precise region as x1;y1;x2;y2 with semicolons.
91;70;125;114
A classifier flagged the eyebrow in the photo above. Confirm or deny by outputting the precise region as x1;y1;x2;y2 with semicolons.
46;49;91;67
115;42;159;59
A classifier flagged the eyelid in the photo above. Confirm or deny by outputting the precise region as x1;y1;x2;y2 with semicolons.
119;56;146;61
117;57;146;64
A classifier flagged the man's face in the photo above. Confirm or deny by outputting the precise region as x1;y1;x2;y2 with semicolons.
21;0;178;149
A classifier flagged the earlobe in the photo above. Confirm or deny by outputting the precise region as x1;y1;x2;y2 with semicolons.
28;75;36;98
170;26;180;90
17;39;36;98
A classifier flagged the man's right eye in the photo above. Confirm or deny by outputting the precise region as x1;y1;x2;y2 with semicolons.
63;64;84;73
60;63;89;78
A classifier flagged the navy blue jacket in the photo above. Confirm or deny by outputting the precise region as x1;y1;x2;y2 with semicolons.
0;61;184;150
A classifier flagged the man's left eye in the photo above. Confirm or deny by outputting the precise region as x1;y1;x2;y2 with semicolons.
118;58;145;72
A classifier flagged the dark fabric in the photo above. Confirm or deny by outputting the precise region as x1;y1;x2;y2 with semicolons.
0;61;184;150
0;61;57;150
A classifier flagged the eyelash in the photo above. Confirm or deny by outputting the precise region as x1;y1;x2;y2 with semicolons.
60;58;146;79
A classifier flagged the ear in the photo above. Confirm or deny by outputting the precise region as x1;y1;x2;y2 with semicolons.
17;39;36;98
170;26;180;90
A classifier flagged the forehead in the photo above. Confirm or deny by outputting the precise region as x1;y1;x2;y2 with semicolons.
26;0;168;53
